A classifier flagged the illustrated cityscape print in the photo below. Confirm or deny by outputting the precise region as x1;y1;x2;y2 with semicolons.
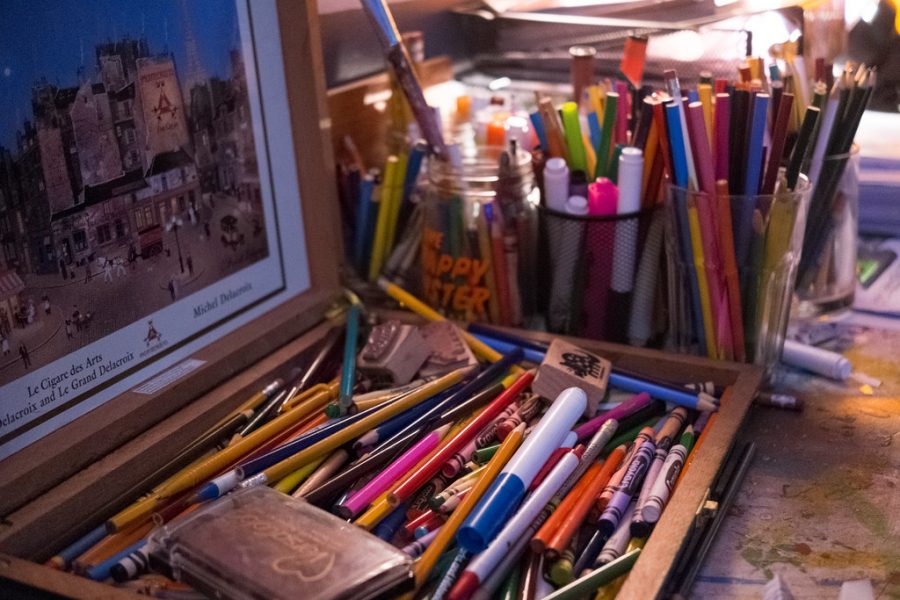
0;1;269;384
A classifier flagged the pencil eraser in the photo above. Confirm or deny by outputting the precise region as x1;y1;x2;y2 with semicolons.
418;321;478;378
532;339;611;417
357;320;430;385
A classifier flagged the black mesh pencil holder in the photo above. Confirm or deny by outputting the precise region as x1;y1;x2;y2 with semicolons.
538;205;665;345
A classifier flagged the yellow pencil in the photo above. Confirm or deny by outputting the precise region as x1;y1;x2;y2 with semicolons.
273;454;327;494
369;156;398;280
476;205;501;324
355;491;394;530
377;277;503;364
384;152;408;256
698;84;714;149
587;84;606;117
582;131;597;181
411;422;525;592
106;384;337;532
256;369;466;485
687;199;717;359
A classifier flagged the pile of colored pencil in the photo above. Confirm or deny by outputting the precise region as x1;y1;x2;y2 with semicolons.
48;282;725;600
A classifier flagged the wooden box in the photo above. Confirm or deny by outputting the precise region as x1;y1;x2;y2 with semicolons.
0;2;764;599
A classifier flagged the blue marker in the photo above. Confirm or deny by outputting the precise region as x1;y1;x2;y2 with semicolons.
86;540;145;581
456;388;587;553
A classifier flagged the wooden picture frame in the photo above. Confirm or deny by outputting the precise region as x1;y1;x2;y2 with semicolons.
0;0;342;521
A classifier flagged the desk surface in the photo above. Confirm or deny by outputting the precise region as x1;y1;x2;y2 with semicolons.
694;325;900;598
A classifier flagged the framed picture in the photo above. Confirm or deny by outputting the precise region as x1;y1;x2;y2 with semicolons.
0;1;334;466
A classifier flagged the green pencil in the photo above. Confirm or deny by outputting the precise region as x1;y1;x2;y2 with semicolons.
597;91;619;179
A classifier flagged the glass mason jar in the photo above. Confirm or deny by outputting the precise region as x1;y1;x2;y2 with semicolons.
795;144;860;316
665;176;811;376
420;146;540;327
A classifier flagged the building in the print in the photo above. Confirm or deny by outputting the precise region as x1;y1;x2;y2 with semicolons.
135;56;191;170
70;81;123;188
50;169;149;267
214;49;261;210
0;148;25;324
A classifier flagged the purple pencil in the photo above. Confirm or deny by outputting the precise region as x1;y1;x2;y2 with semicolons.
575;392;652;440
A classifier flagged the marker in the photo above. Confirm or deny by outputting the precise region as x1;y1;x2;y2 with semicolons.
457;387;586;553
110;542;154;582
543;157;570;212
85;540;146;581
448;452;579;600
609;147;644;342
781;339;851;381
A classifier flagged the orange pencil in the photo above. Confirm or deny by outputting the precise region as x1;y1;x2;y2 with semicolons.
715;181;746;361
531;458;598;554
73;521;153;571
544;445;625;560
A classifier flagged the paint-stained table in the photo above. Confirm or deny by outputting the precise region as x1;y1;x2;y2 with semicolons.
693;324;900;598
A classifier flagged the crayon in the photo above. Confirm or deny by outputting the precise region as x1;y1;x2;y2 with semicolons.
639;441;688;524
597;501;637;567
402;526;440;558
543;548;641;600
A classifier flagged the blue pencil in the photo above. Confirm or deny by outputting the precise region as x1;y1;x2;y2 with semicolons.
743;94;770;196
734;93;770;286
50;525;107;569
373;504;409;541
665;101;707;354
530;111;549;150
353;388;452;451
354;174;376;273
470;335;717;411
588;112;602;158
338;303;361;411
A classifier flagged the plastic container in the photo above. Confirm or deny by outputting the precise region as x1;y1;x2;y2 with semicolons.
795;145;860;315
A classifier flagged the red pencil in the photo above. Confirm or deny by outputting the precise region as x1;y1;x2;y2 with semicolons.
761;92;794;195
714;93;730;183
387;371;533;506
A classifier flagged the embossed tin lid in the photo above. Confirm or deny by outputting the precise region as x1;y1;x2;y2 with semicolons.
149;486;412;600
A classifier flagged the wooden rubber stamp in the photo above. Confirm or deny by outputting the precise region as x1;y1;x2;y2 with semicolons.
357;320;429;385
532;339;611;416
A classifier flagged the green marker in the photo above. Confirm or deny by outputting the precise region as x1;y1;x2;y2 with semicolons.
561;101;587;174
608;144;625;184
597;91;619;179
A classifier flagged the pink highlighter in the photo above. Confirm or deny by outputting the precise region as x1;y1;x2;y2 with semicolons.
581;178;618;339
